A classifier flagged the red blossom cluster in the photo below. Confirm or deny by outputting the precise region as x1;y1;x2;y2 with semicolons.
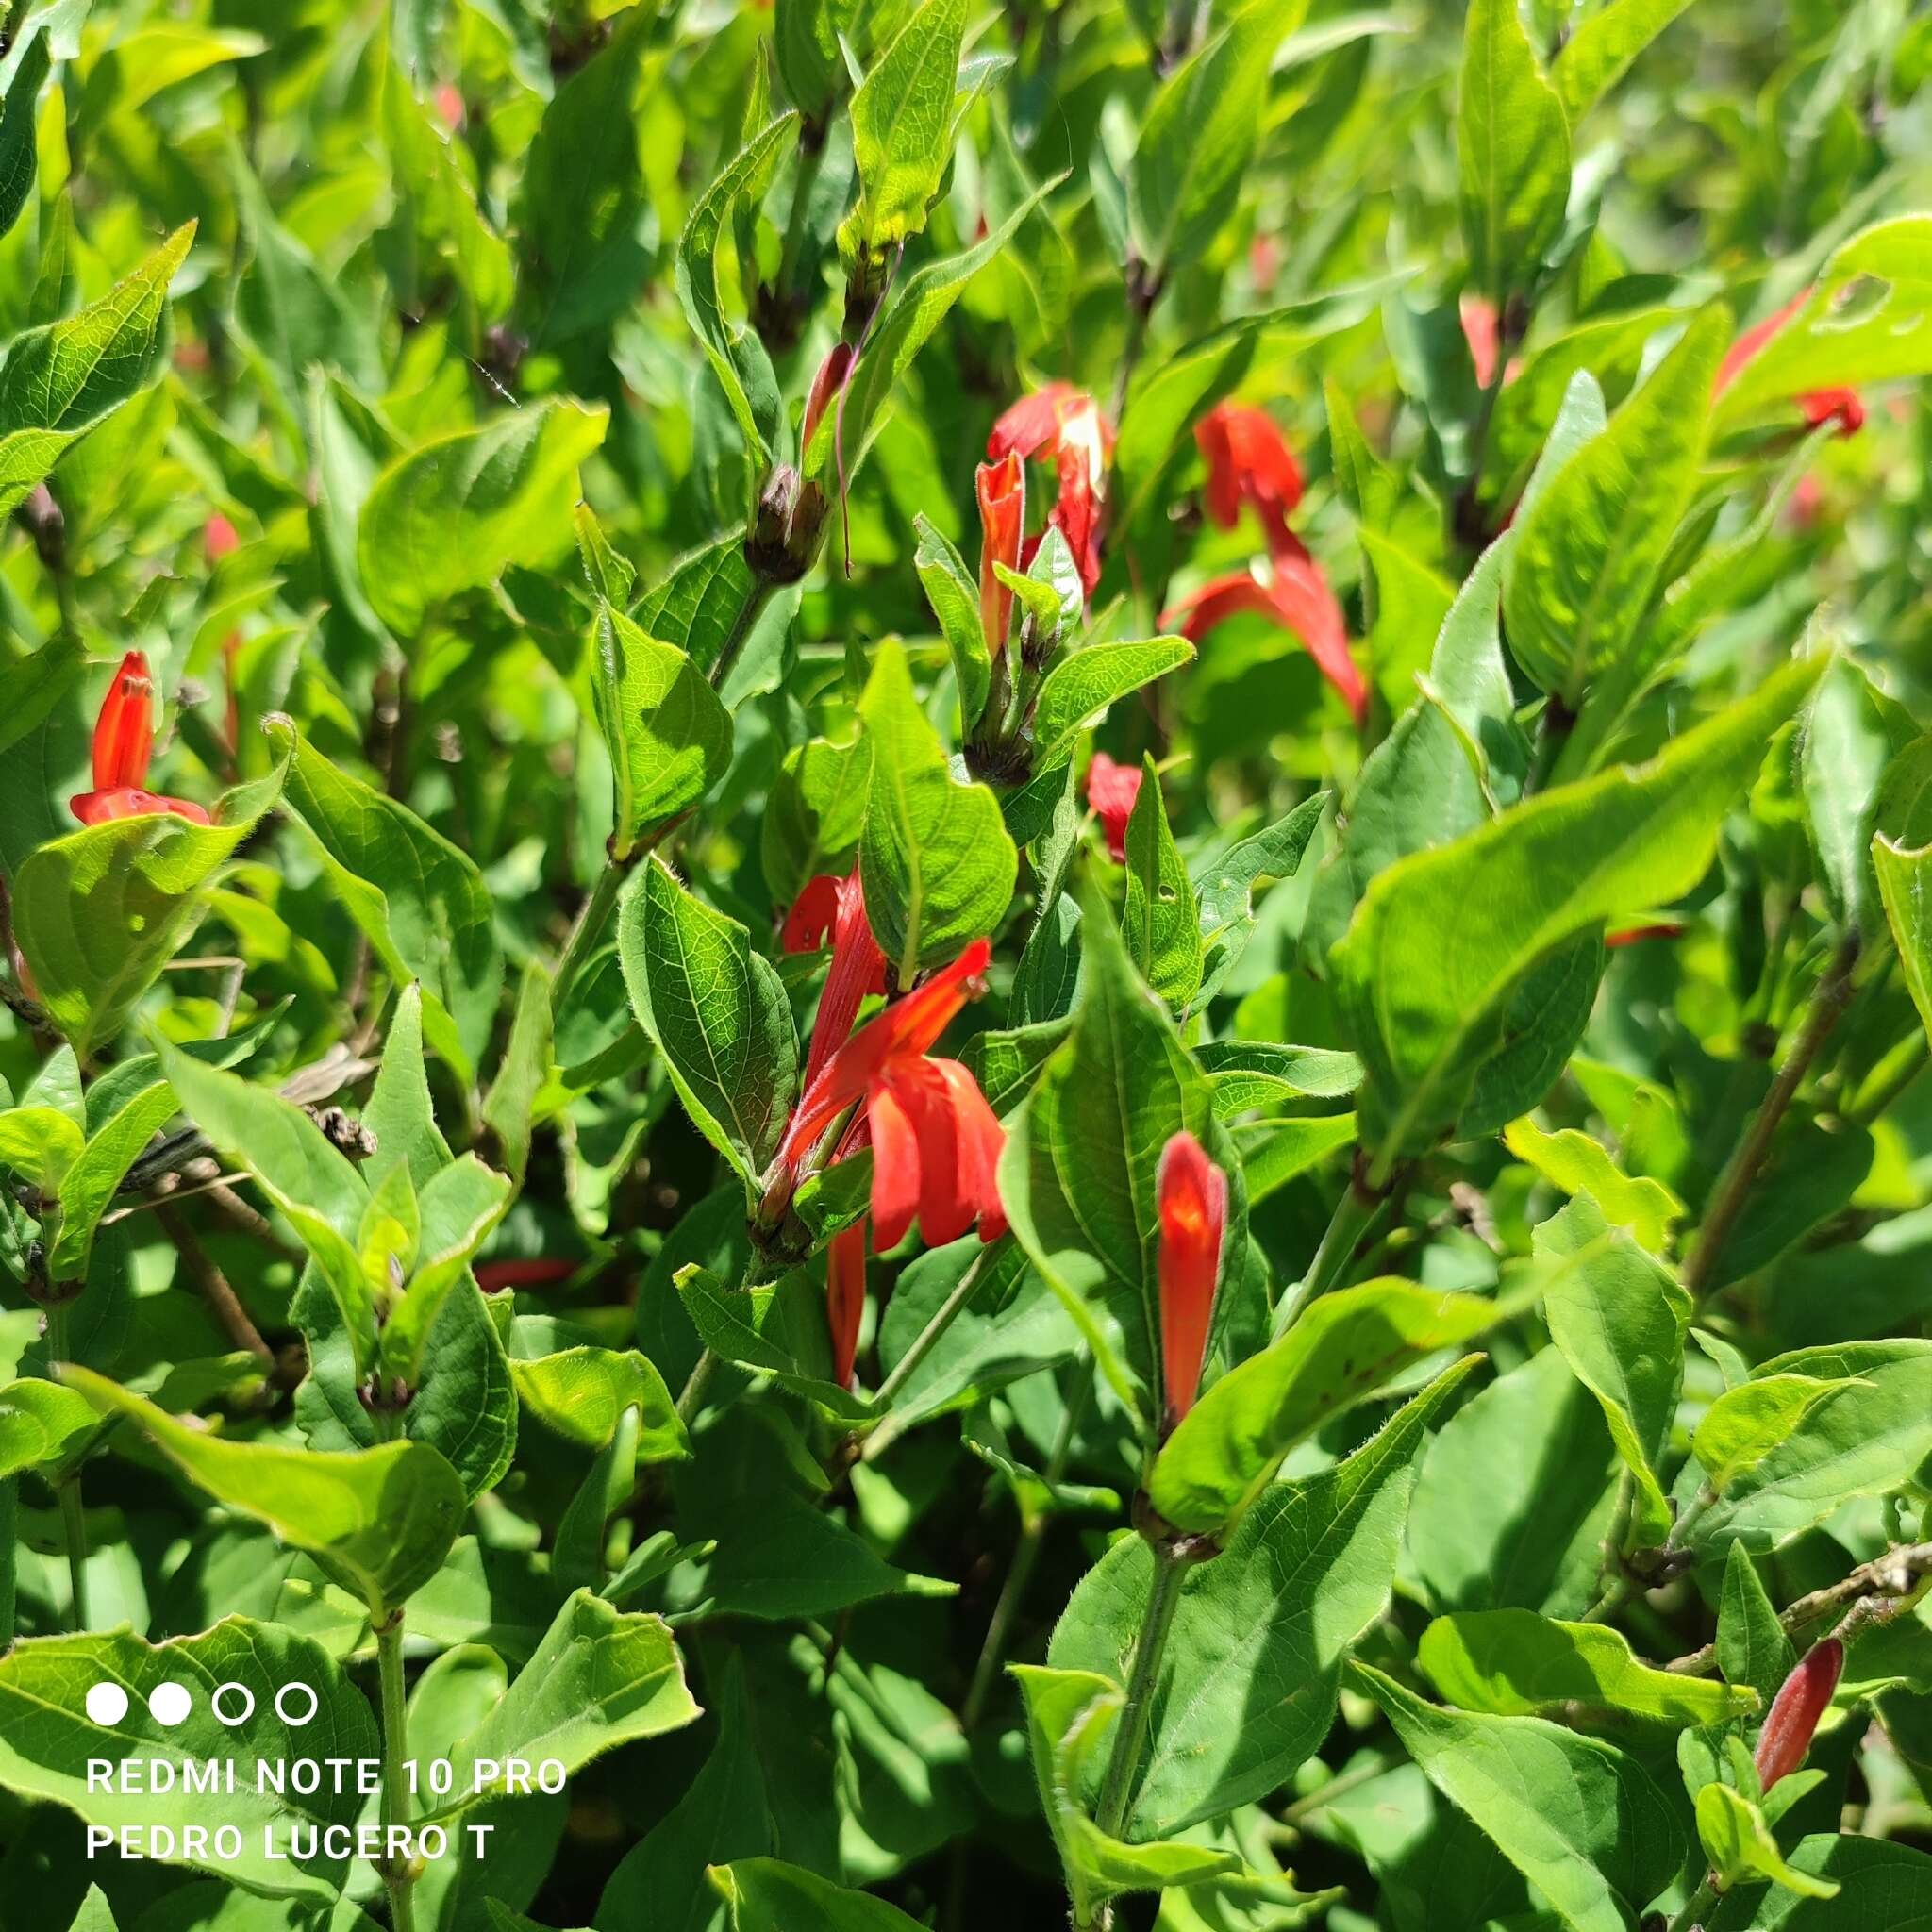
779;891;1006;1383
982;383;1113;617
1162;402;1367;725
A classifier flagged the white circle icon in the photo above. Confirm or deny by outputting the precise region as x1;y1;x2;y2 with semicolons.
274;1681;319;1726
85;1683;128;1725
148;1681;192;1726
210;1682;255;1725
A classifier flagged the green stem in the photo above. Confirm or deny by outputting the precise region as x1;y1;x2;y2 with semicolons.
774;119;829;308
1683;935;1859;1298
0;1474;14;1648
552;858;625;1009
961;1366;1090;1729
873;1246;992;1414
45;1300;88;1631
675;1348;719;1426
1091;1540;1190;1840
377;1611;416;1932
1109;264;1160;425
1667;1877;1717;1932
1274;1168;1384;1333
708;575;778;694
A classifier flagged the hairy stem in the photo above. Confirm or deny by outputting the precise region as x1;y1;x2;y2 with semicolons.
1667;1877;1717;1932
675;1347;719;1426
376;1611;416;1932
552;857;625;1009
1091;1540;1190;1840
961;1366;1090;1729
1275;1161;1387;1331
709;575;778;694
1683;935;1859;1298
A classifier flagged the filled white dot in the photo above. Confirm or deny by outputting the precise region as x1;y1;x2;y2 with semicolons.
148;1681;192;1726
85;1682;128;1725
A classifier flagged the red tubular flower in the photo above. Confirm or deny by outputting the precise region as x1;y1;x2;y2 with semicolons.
71;652;210;828
802;341;855;454
1461;293;1502;390
869;1056;1008;1250
203;512;240;560
1606;922;1687;948
989;387;1115;598
826;1218;869;1386
1087;751;1141;862
782;869;889;1091
976;452;1024;656
1196;403;1304;552
1718;292;1865;439
989;383;1084;463
1754;1639;1844;1791
1161;543;1368;726
1158;1131;1227;1424
775;940;1005;1252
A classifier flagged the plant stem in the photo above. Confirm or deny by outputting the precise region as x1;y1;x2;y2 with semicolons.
708;575;777;694
44;1301;89;1630
1683;935;1859;1298
675;1348;719;1426
0;1474;14;1648
773;117;829;314
1275;1163;1385;1333
1667;1877;1717;1932
1091;1540;1190;1840
552;857;625;1008
1109;263;1160;424
376;1610;417;1932
868;1244;993;1425
961;1366;1090;1729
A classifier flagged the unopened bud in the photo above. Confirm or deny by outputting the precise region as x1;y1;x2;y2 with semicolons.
746;464;827;584
1754;1638;1843;1790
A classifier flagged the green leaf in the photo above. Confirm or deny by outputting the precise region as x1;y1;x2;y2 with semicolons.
1351;1662;1687;1932
58;1364;464;1617
1458;0;1570;301
1331;656;1824;1166
711;1858;927;1932
1874;832;1932;1051
998;891;1240;1433
1012;1666;1244;1923
1419;1609;1757;1725
912;513;991;730
0;633;81;762
356;399;609;637
1410;1347;1620;1619
1552;0;1701;119
1801;656;1916;938
512;1346;689;1459
619;858;798;1191
363;981;454;1188
1694;1374;1850;1495
773;0;851;121
268;720;504;1086
1537;1197;1691;1545
421;1590;698;1821
1033;639;1194;767
0;28;49;243
1717;1541;1795;1710
762;730;873;903
380;1154;516;1381
591;601;734;858
1697;1784;1842;1901
1690;1341;1932;1554
155;1035;377;1370
1051;1360;1473;1837
677;1261;872;1422
0;223;193;517
0;1376;99;1478
1502;309;1726;707
0;1106;81;1193
1124;757;1202;1012
1149;1281;1507;1535
514;7;658;346
1194;792;1330;1004
0;1619;378;1902
13;769;282;1063
1504;1116;1682;1253
481;959;554;1184
1714;218;1932;424
1198;1041;1363;1114
49;1065;178;1281
1129;0;1309;278
676;113;798;471
857;637;1017;983
845;0;966;253
803;182;1058;485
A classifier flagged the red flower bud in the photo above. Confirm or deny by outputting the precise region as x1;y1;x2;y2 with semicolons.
203;512;240;561
802;342;854;456
1086;752;1141;862
1195;403;1303;552
1754;1638;1843;1791
975;452;1024;657
70;651;210;828
827;1219;868;1388
1158;1131;1226;1424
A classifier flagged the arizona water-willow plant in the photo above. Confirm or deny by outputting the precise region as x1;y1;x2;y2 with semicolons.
2;0;1931;1927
